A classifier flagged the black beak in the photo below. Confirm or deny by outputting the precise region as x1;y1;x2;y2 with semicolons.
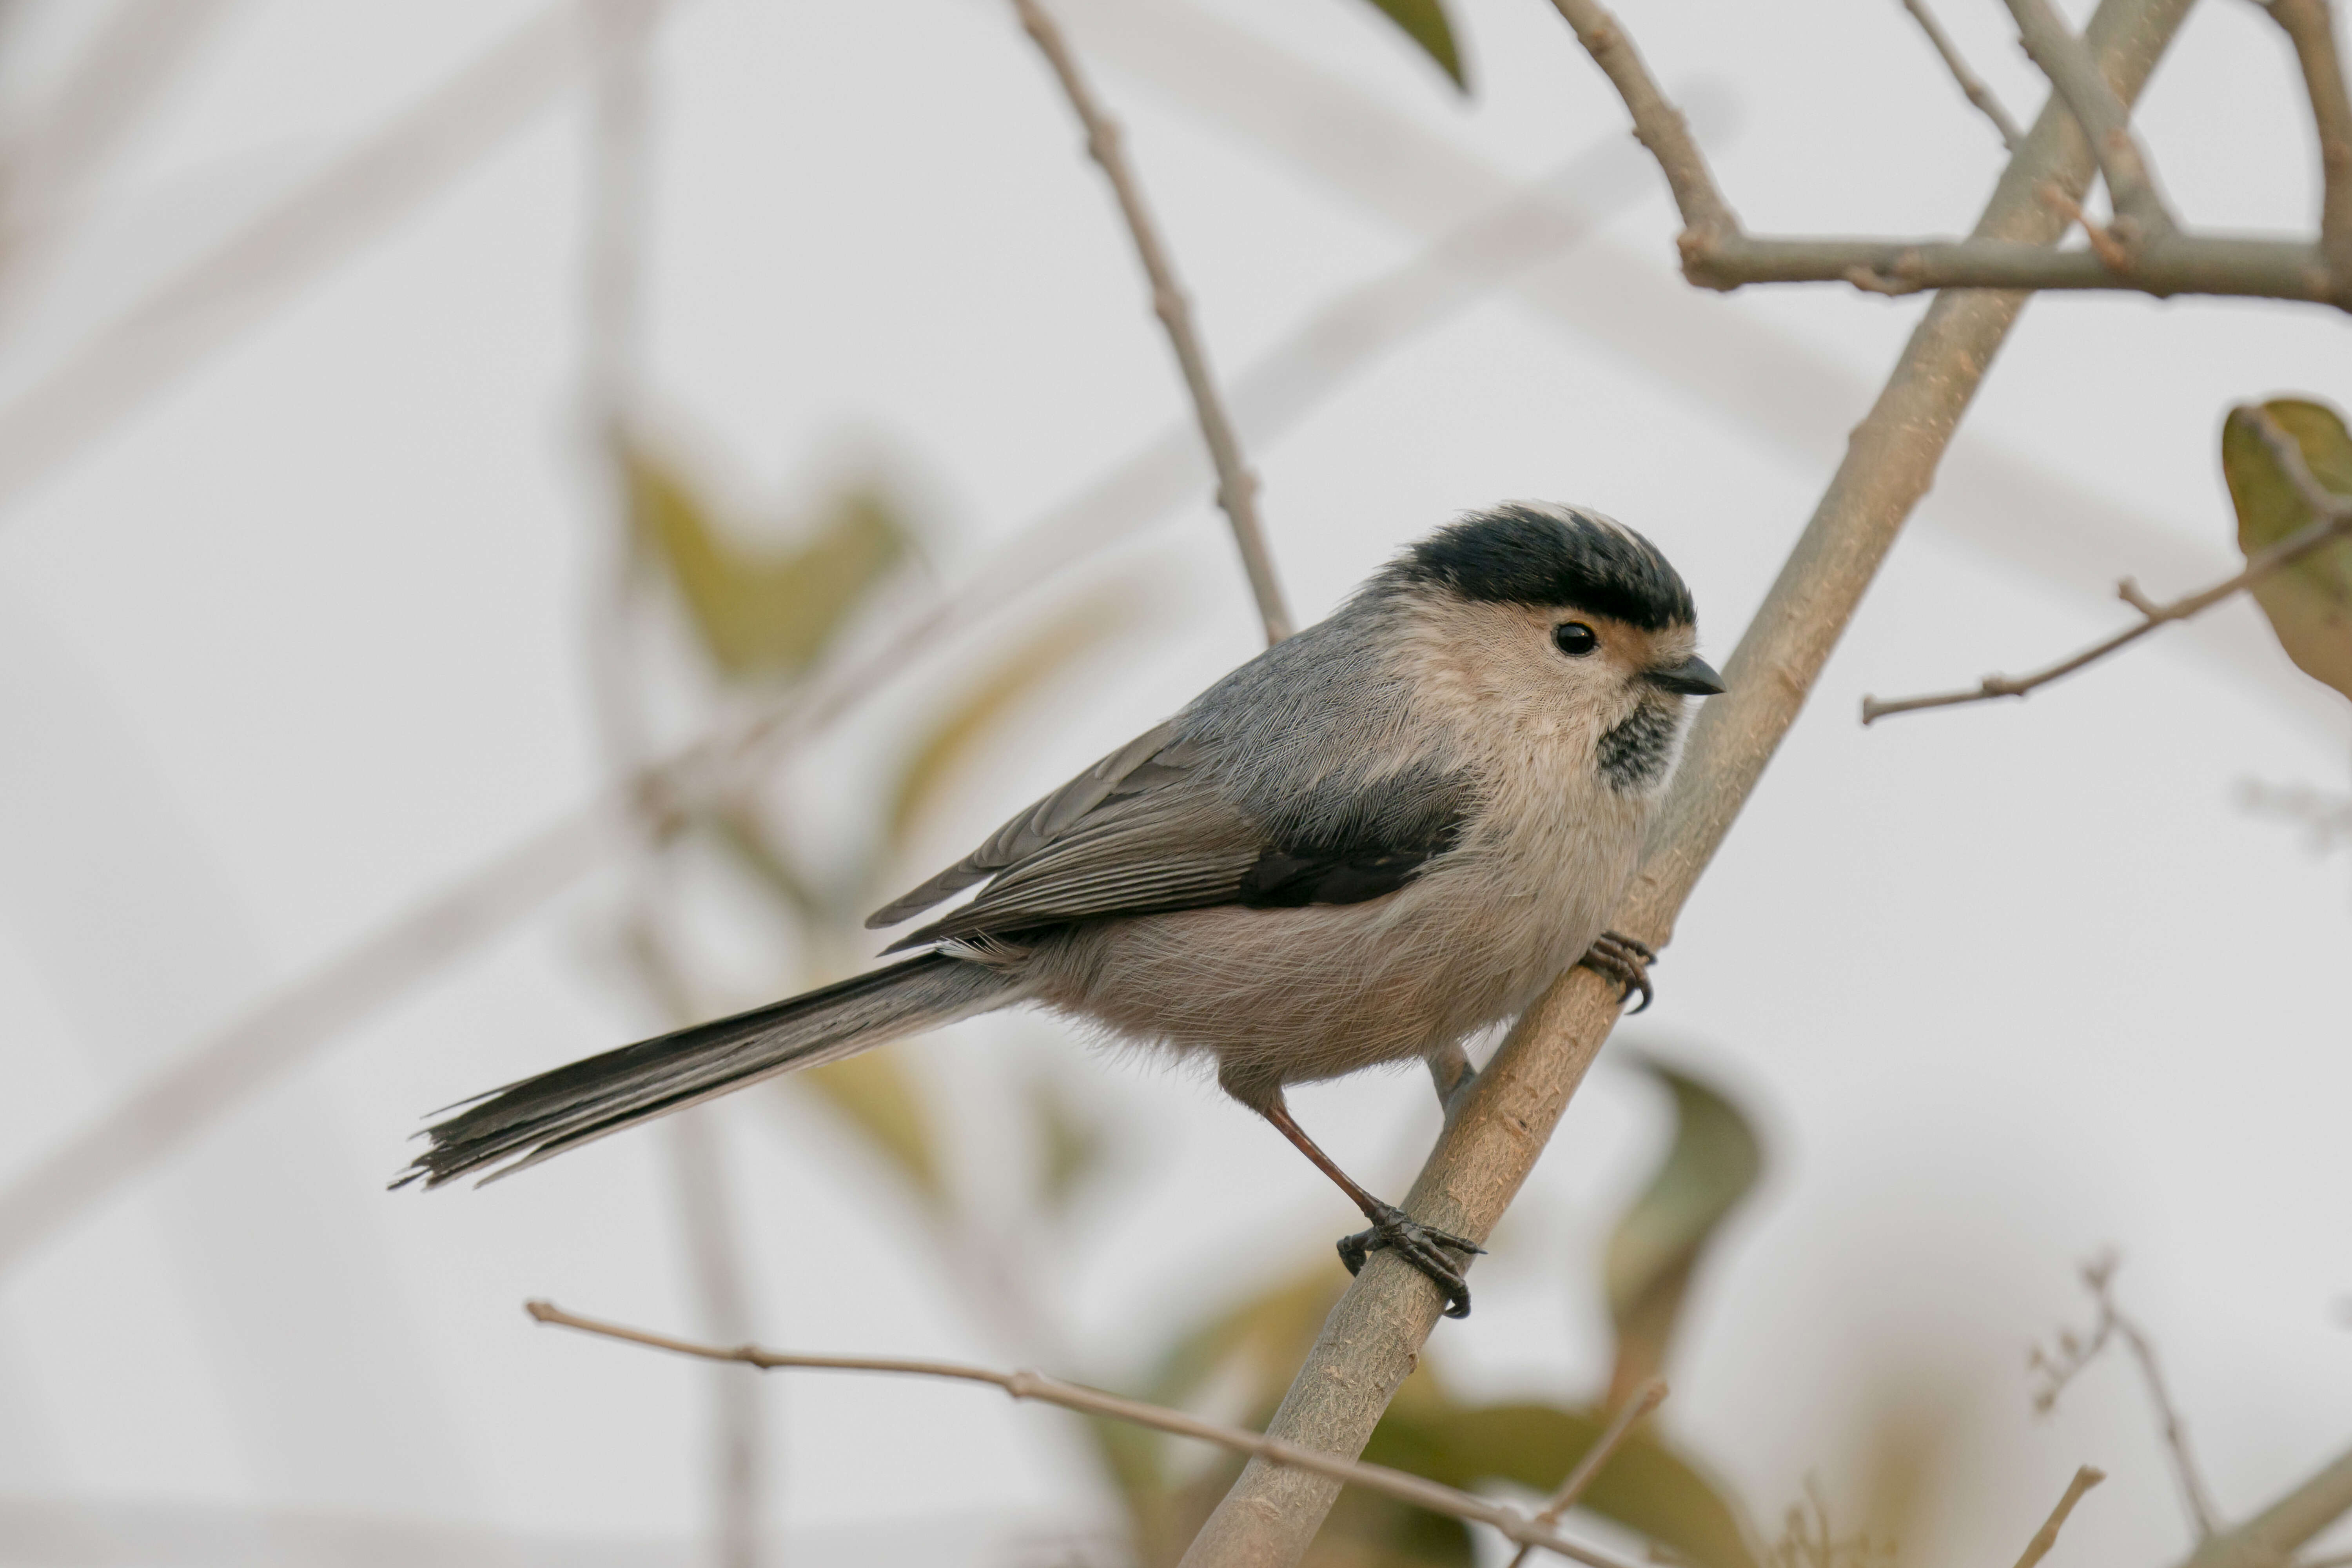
1646;653;1726;697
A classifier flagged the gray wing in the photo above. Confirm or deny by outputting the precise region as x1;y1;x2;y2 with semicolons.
869;717;1475;953
866;719;1200;929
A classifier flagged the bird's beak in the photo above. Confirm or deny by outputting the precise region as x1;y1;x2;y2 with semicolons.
1646;653;1726;696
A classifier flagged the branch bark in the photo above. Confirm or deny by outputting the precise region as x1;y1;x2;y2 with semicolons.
2014;1466;2106;1568
1179;0;2198;1561
2004;0;2177;237
2265;0;2352;292
2172;1441;2352;1568
523;1300;1647;1568
1009;0;1294;644
1898;0;2026;148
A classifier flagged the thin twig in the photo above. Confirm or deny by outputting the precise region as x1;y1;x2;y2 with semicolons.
1181;1;2197;1559
2261;0;2352;296
2012;1466;2106;1568
1543;0;1741;252
2029;1254;2220;1541
1898;0;2026;147
2002;0;2176;238
1007;0;1293;644
523;1299;1644;1568
1862;407;2352;722
1503;1381;1667;1568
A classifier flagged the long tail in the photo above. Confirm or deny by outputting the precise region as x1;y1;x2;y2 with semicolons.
398;952;1014;1189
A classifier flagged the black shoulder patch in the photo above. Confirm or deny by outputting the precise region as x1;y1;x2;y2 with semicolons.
1389;503;1696;631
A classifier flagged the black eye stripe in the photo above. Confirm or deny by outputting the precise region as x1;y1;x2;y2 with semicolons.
1552;622;1599;657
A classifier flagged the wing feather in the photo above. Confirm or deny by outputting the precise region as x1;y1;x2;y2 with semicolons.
866;719;1194;928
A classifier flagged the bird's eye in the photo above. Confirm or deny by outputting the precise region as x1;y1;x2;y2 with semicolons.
1552;622;1599;657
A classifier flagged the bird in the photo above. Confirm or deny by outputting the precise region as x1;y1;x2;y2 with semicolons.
399;502;1724;1317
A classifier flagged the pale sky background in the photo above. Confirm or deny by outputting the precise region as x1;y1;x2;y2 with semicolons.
0;1;2346;1565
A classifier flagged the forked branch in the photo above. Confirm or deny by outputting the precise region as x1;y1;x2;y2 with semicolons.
1861;407;2352;723
524;1299;1644;1568
1008;0;1294;643
1548;0;2347;309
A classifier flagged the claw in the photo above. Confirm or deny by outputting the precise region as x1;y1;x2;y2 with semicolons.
1338;1201;1485;1318
1579;931;1657;1013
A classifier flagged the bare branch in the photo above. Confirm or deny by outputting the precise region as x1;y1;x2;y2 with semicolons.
1502;1381;1667;1568
2029;1253;2221;1542
1542;0;2345;311
1685;230;2334;304
2263;0;2352;289
1898;0;2027;148
1543;0;1740;250
2012;1466;2106;1568
2002;0;2177;238
1007;0;1294;644
1180;1;2197;1559
523;1299;1646;1568
2172;1442;2352;1568
1861;406;2352;722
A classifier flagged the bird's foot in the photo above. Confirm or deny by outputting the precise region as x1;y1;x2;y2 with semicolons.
1338;1202;1485;1319
1579;930;1656;1013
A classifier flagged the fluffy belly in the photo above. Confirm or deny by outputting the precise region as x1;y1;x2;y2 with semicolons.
1020;849;1622;1089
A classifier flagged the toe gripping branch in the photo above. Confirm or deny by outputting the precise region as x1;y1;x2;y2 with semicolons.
1339;1202;1486;1319
1579;930;1656;1013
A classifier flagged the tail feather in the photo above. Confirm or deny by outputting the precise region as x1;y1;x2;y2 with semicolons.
398;952;1011;1189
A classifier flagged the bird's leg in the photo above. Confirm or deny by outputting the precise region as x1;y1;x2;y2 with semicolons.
1426;1040;1477;1117
1249;1092;1485;1319
1578;930;1656;1013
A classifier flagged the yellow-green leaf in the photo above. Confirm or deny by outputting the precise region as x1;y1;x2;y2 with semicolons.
1604;1059;1763;1407
1355;0;1467;91
622;441;910;680
2223;398;2352;702
1362;1400;1759;1568
797;1049;945;1207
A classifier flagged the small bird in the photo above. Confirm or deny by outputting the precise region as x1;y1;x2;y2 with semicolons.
400;503;1722;1316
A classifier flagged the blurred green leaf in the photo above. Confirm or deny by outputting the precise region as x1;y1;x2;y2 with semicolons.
1604;1060;1763;1406
2223;397;2352;702
798;1049;946;1207
622;441;910;679
886;595;1131;848
1131;1266;1758;1568
1030;1072;1107;1213
1354;0;1467;91
1361;1398;1759;1568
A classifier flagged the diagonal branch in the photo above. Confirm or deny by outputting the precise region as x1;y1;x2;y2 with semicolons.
2013;1466;2106;1568
1860;406;2352;722
1898;0;2027;148
1542;0;1739;256
1501;1380;1666;1568
2003;0;2178;238
1008;0;1294;644
523;1299;1646;1568
1179;0;2198;1561
2263;0;2352;290
2172;1441;2352;1568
